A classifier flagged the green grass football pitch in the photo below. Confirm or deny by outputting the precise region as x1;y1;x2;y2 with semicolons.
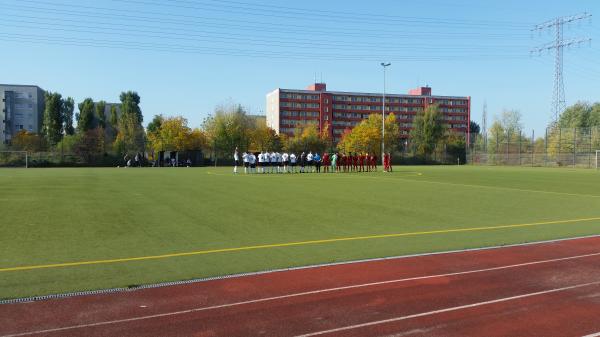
1;165;600;300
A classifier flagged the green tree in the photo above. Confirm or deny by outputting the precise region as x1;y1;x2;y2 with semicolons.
114;91;145;155
250;122;282;152
202;103;253;160
110;105;119;126
63;97;75;136
96;100;107;128
120;91;143;123
409;104;445;158
42;92;64;146
469;120;481;134
147;114;164;134
446;133;466;164
74;128;105;163
147;116;208;158
77;98;95;132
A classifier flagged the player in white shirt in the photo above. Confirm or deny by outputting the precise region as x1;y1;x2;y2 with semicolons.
269;151;275;173
242;152;249;174
290;153;297;173
233;147;239;174
282;152;289;173
249;153;256;173
263;152;269;174
276;152;282;173
258;152;265;173
306;151;314;173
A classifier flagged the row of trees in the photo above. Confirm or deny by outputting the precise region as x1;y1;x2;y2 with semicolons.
471;102;600;166
339;105;472;162
8;94;477;165
9;91;145;164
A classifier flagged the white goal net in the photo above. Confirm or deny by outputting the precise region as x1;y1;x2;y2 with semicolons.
0;151;29;168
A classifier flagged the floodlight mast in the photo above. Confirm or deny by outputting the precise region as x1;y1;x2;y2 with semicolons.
381;62;391;169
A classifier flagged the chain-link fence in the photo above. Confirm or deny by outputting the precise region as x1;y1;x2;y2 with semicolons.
468;127;600;168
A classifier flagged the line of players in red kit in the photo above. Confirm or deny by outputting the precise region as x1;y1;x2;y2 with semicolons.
330;152;393;173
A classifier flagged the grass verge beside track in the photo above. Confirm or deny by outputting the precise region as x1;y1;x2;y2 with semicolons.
1;165;599;299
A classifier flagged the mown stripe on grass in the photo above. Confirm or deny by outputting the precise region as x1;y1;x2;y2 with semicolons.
333;173;600;199
2;216;600;273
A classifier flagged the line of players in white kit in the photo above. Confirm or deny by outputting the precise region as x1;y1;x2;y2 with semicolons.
238;151;315;174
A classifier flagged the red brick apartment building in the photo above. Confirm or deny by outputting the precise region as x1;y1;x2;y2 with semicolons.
266;83;470;144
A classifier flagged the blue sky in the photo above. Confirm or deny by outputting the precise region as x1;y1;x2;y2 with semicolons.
1;0;599;134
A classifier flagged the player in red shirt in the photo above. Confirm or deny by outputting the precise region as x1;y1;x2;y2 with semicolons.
322;152;330;173
371;154;378;172
383;152;389;172
386;152;393;172
359;153;365;172
352;153;358;172
341;153;347;172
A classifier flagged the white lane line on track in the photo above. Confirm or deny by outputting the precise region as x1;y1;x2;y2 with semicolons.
3;252;600;337
295;281;600;337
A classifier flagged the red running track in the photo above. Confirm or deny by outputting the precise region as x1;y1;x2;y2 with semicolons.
2;236;600;337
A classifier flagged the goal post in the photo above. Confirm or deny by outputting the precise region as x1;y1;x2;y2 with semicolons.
0;151;28;168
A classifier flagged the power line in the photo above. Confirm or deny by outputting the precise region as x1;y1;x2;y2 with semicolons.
0;19;531;53
531;13;593;123
110;0;533;28
2;10;533;41
0;32;530;62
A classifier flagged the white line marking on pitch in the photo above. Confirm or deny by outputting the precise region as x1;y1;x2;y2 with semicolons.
2;252;600;337
582;332;600;337
294;281;600;337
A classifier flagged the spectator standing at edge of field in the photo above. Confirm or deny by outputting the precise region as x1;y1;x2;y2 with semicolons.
233;147;240;174
322;152;330;173
282;152;289;173
306;151;314;173
314;152;321;173
186;158;192;167
290;153;297;173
